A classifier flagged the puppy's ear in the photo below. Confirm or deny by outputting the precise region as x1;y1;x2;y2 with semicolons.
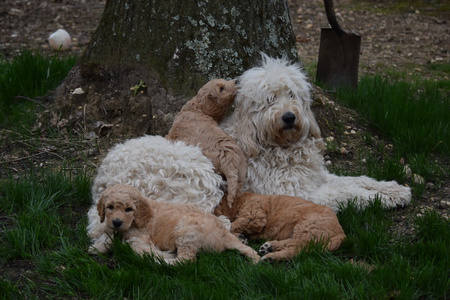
97;196;106;223
207;92;217;103
133;194;152;228
213;193;228;217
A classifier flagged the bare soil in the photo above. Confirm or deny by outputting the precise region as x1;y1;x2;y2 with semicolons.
0;0;449;285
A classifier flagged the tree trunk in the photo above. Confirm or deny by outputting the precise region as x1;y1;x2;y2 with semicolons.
51;0;299;138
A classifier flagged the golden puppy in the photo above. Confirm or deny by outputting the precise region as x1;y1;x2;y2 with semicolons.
214;192;346;262
166;79;247;208
90;184;260;264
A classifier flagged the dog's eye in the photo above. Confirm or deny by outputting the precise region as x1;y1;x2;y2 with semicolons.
219;86;225;92
267;95;275;105
107;205;114;210
289;91;295;99
125;207;133;213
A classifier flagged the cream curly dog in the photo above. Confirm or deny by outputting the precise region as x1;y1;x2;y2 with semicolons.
87;135;224;250
90;184;260;264
167;79;247;208
221;54;411;212
215;192;346;261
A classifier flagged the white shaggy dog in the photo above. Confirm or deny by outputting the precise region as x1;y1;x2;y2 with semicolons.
221;54;411;212
87;135;224;246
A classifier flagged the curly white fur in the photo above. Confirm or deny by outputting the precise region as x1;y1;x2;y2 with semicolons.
221;54;411;212
87;135;224;241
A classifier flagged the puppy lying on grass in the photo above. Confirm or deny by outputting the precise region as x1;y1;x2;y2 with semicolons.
214;192;346;261
166;79;247;208
90;184;260;264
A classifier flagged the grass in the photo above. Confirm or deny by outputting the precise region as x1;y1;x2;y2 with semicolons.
1;52;449;298
0;50;77;130
1;175;448;298
335;75;449;156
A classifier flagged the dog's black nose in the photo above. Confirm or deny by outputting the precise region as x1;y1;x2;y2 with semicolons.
112;219;123;228
282;111;296;127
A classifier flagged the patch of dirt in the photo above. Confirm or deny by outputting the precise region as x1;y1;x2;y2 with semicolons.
289;0;450;80
0;0;104;58
0;0;449;285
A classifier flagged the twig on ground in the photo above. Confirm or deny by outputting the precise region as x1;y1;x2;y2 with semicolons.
15;95;49;109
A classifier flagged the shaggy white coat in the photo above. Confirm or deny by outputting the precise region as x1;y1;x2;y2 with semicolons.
87;135;224;242
221;54;411;212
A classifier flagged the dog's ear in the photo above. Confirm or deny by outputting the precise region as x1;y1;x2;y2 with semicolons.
234;112;260;158
237;129;259;158
133;194;152;228
206;83;226;103
207;92;218;103
97;195;106;223
307;110;321;139
214;193;230;217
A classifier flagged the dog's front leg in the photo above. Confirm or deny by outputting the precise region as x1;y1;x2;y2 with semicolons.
126;236;154;255
126;236;176;263
231;203;267;236
89;232;113;254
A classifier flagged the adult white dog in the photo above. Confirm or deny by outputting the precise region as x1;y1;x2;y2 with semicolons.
87;135;224;245
221;54;411;212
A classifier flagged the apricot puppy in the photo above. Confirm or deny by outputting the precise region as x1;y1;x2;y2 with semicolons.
91;184;260;264
215;192;346;261
166;79;247;208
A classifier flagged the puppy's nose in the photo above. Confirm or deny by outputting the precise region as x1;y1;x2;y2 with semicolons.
282;111;296;126
112;219;123;228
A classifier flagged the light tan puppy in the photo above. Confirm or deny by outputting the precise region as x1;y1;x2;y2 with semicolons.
166;79;247;208
214;192;346;262
90;184;260;264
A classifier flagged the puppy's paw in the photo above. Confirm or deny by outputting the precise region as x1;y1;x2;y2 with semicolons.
88;245;98;254
260;255;274;263
238;233;248;245
88;243;107;254
259;242;273;255
217;215;231;231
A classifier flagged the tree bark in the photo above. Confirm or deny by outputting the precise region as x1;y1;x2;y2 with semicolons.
51;0;299;138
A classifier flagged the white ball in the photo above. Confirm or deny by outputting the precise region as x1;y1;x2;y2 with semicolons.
48;29;71;51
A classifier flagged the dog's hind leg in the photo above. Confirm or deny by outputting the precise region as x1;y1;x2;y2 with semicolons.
217;144;247;208
326;232;346;251
260;218;346;261
258;239;302;261
174;236;199;263
223;168;239;208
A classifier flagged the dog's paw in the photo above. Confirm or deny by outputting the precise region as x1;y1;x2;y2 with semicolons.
217;215;232;231
88;244;107;254
88;245;98;254
260;255;274;263
259;242;273;255
238;233;248;245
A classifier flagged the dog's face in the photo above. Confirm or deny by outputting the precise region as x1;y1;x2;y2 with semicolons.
97;185;151;232
101;197;137;232
196;79;238;121
261;87;308;146
233;55;321;151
